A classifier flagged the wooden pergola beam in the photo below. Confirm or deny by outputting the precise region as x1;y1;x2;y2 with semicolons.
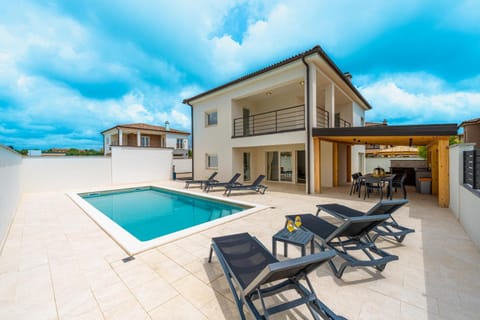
437;139;449;208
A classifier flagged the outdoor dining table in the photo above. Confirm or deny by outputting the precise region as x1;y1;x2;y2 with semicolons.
358;173;395;200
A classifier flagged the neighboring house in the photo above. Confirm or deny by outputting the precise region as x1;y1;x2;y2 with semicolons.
459;118;480;147
183;45;372;193
102;122;190;157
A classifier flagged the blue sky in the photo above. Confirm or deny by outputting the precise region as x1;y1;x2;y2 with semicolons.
1;0;479;149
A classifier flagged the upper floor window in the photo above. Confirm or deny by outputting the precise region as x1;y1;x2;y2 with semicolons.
141;135;150;147
176;138;184;149
205;110;218;126
206;154;218;169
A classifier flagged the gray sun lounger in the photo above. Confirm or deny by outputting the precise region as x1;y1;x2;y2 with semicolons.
184;171;218;189
209;232;346;320
204;173;241;192
287;214;398;278
316;199;414;243
224;174;268;196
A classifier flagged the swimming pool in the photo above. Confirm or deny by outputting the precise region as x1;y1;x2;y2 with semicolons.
70;185;267;254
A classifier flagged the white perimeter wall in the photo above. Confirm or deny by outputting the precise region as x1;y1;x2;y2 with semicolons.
449;144;480;249
0;146;22;248
111;147;172;185
21;148;173;192
22;156;111;192
172;158;192;173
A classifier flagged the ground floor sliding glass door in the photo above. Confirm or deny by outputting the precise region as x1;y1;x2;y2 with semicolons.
296;150;306;184
266;151;293;182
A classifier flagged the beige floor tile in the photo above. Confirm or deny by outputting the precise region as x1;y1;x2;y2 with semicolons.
209;276;236;303
400;301;438;320
198;294;241;320
0;271;17;302
358;291;402;320
55;288;99;319
91;282;135;315
16;264;55;303
129;276;179;311
157;242;199;265
101;298;150;320
173;274;217;309
0;253;20;275
137;249;190;283
0;299;58;320
66;308;104;320
149;295;206;320
111;258;158;289
182;257;224;284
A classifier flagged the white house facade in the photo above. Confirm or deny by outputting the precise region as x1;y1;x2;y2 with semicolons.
183;46;372;193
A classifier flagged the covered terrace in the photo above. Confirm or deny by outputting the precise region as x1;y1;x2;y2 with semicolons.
312;124;458;207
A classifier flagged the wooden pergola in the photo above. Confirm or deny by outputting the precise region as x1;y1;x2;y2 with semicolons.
312;124;458;208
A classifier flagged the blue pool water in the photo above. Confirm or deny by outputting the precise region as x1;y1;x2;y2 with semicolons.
80;187;247;241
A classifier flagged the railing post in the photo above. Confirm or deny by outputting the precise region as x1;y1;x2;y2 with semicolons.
252;115;255;135
275;111;277;132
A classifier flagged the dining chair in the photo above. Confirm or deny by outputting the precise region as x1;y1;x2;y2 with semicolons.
349;172;362;195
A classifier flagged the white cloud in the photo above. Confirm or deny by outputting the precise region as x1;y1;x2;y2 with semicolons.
1;0;479;149
360;73;480;124
207;0;428;77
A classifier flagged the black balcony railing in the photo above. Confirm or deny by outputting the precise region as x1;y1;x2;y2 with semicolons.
317;107;329;128
335;118;352;128
334;114;351;128
233;105;305;138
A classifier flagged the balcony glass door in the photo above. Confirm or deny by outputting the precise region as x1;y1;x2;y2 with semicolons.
296;150;306;183
267;151;293;182
280;152;292;182
243;108;250;136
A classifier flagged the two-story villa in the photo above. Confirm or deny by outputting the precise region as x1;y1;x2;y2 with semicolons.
183;45;372;193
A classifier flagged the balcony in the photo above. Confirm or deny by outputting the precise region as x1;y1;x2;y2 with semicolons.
233;105;305;138
316;107;351;128
335;115;351;128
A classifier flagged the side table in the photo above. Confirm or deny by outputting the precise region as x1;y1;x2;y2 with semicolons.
272;227;314;257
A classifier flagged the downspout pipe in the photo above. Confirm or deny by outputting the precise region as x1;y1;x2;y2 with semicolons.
186;102;194;179
301;57;311;194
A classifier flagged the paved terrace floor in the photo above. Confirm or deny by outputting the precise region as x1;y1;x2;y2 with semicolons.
1;182;479;319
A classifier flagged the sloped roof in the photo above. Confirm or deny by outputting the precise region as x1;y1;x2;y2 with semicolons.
183;45;372;110
101;123;189;135
459;118;480;127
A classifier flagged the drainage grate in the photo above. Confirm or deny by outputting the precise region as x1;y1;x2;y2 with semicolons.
122;256;135;263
